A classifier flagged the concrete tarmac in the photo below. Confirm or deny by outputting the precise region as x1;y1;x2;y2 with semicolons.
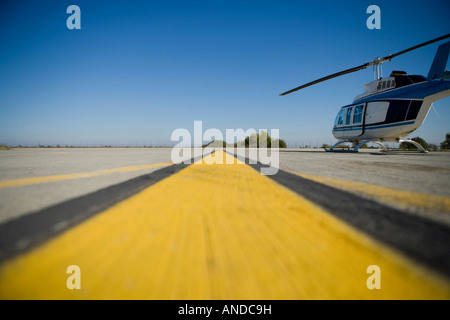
1;147;450;299
279;148;450;197
1;147;450;225
0;148;173;224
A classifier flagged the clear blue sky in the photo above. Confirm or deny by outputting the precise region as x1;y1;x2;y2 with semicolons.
0;0;449;146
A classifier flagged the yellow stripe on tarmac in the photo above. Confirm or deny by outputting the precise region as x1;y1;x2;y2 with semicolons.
294;172;450;215
0;162;173;189
0;150;449;299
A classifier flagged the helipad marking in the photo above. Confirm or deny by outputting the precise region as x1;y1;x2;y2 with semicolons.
0;162;173;189
0;150;448;299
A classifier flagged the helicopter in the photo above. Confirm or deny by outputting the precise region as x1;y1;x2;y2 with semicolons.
280;34;450;152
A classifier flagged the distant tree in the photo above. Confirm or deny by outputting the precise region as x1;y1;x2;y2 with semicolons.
400;136;428;150
244;133;259;147
428;143;438;151
0;144;11;150
440;133;450;150
272;139;287;148
259;130;271;147
245;131;269;147
243;131;288;148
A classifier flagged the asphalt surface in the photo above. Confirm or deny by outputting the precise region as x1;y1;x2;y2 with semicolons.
0;147;449;299
1;147;449;226
278;149;450;197
0;148;173;224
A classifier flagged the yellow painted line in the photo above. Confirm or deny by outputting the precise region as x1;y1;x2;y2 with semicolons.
0;150;449;299
292;172;450;214
0;162;173;189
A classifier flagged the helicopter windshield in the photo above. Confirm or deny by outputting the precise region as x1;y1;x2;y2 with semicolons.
335;104;365;127
335;109;346;125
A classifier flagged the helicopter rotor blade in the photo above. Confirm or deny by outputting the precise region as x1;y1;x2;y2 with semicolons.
279;63;370;96
380;33;450;62
280;34;450;96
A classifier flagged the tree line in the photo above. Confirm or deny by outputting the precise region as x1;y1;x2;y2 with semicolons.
400;133;450;151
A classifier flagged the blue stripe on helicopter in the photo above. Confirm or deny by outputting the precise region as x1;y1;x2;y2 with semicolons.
332;125;362;132
365;120;415;130
333;121;415;132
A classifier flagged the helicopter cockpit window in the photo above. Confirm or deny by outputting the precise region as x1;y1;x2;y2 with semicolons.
337;109;345;125
353;105;363;123
345;108;353;125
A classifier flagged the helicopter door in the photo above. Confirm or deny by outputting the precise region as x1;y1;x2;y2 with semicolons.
333;107;347;138
333;104;365;139
350;104;365;136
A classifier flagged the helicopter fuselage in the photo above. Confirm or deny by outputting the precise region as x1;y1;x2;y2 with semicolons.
332;74;450;142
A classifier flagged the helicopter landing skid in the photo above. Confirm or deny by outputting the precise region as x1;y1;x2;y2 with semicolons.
324;149;358;153
324;139;428;153
325;139;387;153
398;139;428;153
324;140;358;152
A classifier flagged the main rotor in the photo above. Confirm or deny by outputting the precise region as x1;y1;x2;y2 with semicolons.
280;34;450;96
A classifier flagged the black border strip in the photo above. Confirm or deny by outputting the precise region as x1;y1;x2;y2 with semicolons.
0;162;190;263
248;161;450;279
